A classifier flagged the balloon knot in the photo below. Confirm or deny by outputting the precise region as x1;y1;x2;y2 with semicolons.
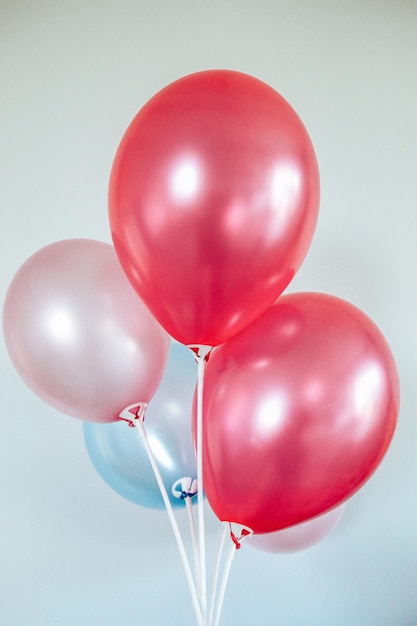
172;477;198;500
180;490;196;500
229;525;252;550
188;345;213;363
118;402;147;427
118;415;136;427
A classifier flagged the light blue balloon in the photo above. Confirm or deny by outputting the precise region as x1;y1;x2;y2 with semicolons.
83;341;198;509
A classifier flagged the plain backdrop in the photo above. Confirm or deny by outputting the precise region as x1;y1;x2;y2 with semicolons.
1;1;417;624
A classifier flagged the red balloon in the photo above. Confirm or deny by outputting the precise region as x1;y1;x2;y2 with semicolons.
197;293;399;533
109;70;320;346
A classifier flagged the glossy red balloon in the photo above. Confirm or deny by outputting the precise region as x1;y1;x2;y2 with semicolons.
109;70;320;346
197;293;399;533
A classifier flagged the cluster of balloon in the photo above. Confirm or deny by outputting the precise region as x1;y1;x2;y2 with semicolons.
3;69;400;624
108;68;399;535
105;68;399;621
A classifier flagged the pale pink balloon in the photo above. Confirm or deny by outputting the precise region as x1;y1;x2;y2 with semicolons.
247;505;345;554
3;239;170;422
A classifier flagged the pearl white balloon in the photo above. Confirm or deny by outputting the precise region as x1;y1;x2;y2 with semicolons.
3;239;170;422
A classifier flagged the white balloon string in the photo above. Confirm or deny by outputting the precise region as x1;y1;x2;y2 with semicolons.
185;496;201;591
208;523;228;626
195;346;211;623
134;415;204;626
211;536;236;626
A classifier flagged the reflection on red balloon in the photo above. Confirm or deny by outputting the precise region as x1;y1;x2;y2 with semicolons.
109;70;320;346
197;293;399;533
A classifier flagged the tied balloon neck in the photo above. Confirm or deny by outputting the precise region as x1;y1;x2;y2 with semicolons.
227;522;254;550
118;402;148;427
188;345;213;364
172;477;198;501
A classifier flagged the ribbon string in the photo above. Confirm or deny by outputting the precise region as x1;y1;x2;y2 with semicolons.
122;407;204;626
121;346;253;626
194;345;212;622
